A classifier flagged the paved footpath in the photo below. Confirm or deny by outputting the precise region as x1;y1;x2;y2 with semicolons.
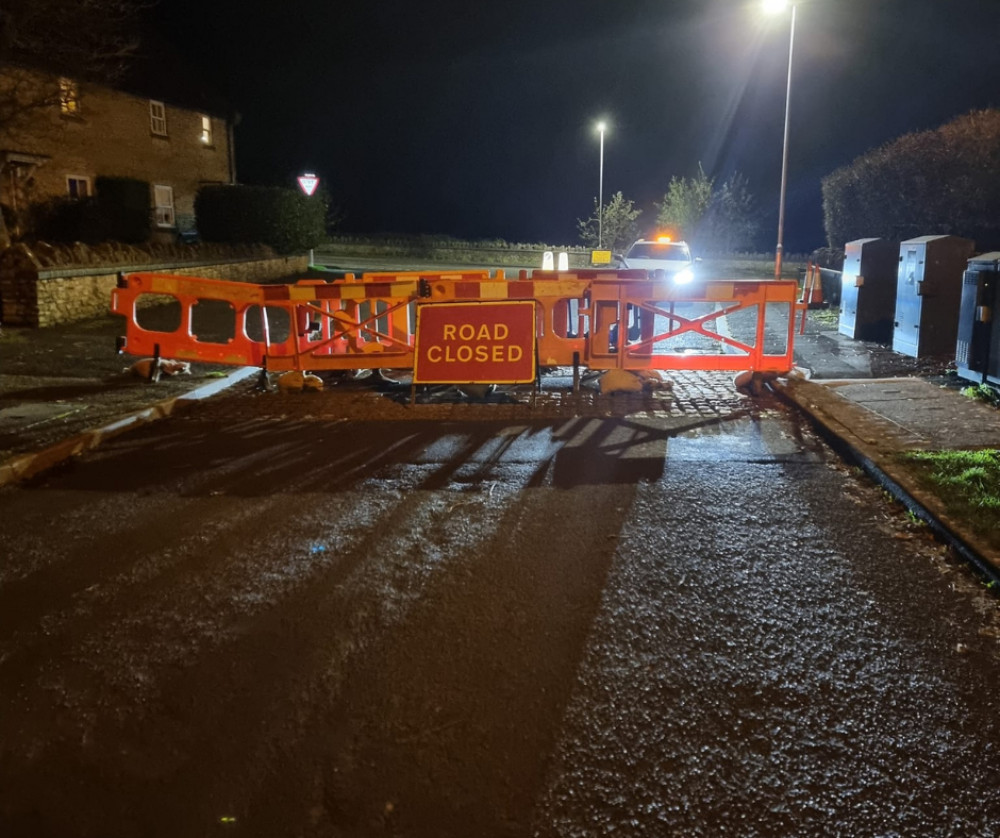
774;373;1000;580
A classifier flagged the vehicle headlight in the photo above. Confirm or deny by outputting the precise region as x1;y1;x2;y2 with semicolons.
674;267;695;284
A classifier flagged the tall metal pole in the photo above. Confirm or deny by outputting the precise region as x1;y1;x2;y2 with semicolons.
774;3;796;280
598;123;606;249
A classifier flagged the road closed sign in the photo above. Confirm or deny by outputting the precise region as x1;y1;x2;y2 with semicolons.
414;301;536;384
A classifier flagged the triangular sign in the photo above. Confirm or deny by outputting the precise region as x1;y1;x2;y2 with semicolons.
297;174;319;196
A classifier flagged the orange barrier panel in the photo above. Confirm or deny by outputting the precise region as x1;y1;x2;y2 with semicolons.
586;276;800;373
112;270;801;378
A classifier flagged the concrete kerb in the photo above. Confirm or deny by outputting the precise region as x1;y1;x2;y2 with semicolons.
0;366;259;488
771;374;1000;589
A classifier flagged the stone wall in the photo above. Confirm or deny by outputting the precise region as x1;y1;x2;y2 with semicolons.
1;244;308;327
315;242;592;269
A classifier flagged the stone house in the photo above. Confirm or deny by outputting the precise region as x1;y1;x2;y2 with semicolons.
0;65;236;241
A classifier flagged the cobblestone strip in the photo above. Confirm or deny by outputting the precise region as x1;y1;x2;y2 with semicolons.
190;371;752;425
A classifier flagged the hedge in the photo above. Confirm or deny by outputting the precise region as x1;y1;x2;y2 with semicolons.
822;109;1000;249
196;185;326;254
94;176;152;243
30;176;152;244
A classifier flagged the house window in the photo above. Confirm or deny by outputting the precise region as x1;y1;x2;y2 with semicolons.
150;100;168;136
67;176;91;199
200;115;213;145
153;185;175;227
59;78;80;115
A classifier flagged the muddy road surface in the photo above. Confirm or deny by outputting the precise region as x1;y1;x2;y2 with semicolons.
2;382;1000;837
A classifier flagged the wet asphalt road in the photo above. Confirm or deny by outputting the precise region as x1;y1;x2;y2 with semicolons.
1;389;1000;837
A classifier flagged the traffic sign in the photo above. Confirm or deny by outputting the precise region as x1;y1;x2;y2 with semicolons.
414;301;536;384
297;173;319;196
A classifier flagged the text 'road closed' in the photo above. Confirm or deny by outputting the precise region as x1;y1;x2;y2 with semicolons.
414;301;536;384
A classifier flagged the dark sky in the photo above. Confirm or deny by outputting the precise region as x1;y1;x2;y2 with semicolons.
151;0;1000;252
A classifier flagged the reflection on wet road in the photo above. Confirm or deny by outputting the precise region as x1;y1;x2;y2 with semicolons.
1;393;998;837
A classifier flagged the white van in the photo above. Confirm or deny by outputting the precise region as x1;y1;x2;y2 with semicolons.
621;237;696;284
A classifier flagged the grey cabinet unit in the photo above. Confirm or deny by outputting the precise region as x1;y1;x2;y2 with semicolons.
892;235;975;358
839;238;898;342
956;252;1000;385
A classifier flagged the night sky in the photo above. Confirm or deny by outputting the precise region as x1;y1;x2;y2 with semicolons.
151;0;1000;252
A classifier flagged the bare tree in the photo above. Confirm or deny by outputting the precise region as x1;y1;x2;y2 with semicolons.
0;0;144;246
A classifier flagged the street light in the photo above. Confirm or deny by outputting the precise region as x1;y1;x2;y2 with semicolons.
763;0;797;279
596;120;607;249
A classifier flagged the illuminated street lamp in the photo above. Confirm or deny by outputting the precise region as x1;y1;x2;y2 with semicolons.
596;120;607;249
763;0;796;279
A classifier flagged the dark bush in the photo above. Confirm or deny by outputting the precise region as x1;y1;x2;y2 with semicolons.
195;185;326;254
30;196;101;243
810;246;845;271
822;109;1000;249
94;176;151;243
29;177;151;244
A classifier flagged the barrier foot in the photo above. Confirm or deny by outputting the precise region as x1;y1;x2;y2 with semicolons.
255;363;270;392
572;352;580;395
734;370;779;396
149;343;161;383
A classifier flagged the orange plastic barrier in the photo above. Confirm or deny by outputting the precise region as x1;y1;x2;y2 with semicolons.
112;270;801;378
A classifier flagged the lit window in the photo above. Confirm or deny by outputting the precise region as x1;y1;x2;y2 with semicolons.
150;100;168;136
200;115;212;145
67;176;91;199
153;184;175;227
59;78;80;115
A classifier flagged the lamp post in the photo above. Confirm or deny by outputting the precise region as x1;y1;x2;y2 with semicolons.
763;0;796;280
596;120;607;249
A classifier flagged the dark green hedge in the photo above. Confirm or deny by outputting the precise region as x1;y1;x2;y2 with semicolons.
822;109;1000;249
31;176;152;244
94;176;152;243
195;185;326;254
30;197;99;243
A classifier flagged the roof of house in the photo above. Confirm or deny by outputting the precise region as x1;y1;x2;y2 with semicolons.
114;33;235;119
6;31;234;120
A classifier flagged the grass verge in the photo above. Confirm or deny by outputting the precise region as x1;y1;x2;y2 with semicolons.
901;449;1000;551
